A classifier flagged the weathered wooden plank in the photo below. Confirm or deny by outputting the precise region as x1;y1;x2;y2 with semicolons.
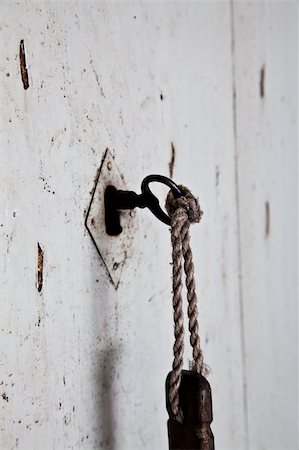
0;2;246;449
232;2;298;449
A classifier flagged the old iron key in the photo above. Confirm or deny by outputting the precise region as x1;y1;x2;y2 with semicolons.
166;370;214;450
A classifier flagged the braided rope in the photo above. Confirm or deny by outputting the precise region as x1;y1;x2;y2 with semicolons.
166;185;207;423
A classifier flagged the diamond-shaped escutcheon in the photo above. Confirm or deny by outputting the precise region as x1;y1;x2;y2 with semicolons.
85;149;137;288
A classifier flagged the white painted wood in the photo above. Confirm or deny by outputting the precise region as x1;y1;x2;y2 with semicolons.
0;1;296;450
232;2;298;449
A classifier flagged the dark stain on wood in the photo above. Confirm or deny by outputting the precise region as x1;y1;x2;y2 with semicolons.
169;142;176;178
19;40;29;90
260;65;265;98
265;201;270;237
90;61;105;97
215;166;220;187
37;243;44;292
1;393;9;402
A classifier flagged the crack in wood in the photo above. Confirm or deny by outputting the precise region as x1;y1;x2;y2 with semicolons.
169;142;176;178
265;201;270;237
37;243;44;292
260;65;265;98
19;40;29;90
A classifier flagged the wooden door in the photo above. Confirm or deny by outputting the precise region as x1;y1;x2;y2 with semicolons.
1;2;297;449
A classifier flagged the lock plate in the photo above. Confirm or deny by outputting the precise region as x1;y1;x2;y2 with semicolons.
85;149;137;288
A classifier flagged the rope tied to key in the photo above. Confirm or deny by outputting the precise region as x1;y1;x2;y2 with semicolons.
166;185;209;423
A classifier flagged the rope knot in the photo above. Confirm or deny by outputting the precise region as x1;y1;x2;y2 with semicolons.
166;185;203;224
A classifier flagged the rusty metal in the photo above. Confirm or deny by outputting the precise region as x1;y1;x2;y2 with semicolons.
19;40;29;90
104;174;183;235
166;370;214;450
